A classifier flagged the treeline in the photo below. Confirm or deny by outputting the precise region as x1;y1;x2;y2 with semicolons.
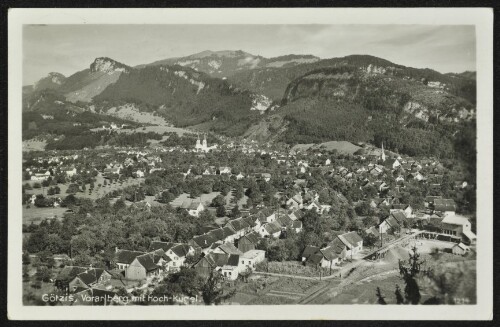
23;102;139;141
45;131;163;150
23;198;215;268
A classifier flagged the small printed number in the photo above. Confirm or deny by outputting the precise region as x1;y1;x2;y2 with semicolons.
454;297;470;304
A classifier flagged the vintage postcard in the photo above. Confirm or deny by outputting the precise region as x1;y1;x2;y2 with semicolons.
7;8;493;320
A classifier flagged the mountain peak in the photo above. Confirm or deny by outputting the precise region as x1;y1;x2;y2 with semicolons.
33;72;66;90
188;50;256;59
90;57;130;73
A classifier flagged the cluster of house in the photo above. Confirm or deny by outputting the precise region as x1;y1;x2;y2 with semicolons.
27;166;78;181
102;154;163;179
54;206;306;299
372;196;476;246
285;189;332;214
301;231;364;269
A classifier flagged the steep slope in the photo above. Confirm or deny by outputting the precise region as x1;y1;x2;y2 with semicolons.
138;50;320;78
230;55;477;104
248;63;476;159
31;72;66;92
24;58;131;104
60;57;131;103
93;64;261;135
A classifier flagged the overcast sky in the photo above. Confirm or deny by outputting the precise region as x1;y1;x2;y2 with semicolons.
23;24;475;85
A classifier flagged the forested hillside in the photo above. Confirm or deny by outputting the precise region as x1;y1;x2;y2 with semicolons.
248;63;476;166
94;65;260;135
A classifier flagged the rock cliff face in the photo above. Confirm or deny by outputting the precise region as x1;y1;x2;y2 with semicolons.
139;51;320;78
90;57;130;74
33;72;66;91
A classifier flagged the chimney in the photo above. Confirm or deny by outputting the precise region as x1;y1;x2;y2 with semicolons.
115;247;119;253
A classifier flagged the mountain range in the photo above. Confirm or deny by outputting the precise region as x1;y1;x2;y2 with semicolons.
22;50;476;161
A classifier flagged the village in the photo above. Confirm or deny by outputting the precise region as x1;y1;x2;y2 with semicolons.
22;134;477;305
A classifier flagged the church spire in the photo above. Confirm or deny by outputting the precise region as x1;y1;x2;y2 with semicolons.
381;142;386;162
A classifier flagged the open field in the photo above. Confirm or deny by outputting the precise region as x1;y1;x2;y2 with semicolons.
292;141;361;155
22;139;47;152
258;261;336;278
22;206;68;225
230;275;326;305
24;175;145;200
23;175;145;224
170;192;221;208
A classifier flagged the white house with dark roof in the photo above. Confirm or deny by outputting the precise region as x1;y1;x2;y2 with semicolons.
441;214;476;244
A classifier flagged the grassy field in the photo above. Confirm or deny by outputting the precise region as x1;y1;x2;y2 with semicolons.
259;261;335;277
230;275;324;305
291;141;361;155
25;175;144;200
22;206;68;225
22;139;47;152
23;175;145;224
170;192;221;208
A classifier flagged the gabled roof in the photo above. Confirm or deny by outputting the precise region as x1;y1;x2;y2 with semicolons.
222;226;236;238
385;216;400;229
338;231;363;249
227;254;240;267
320;246;340;261
207;228;225;241
170;244;191;257
391;211;408;224
149;241;177;252
56;266;88;282
241;215;257;227
241;231;260;245
148;249;169;264
289;210;304;220
264;221;282;234
207;252;230;267
114;250;146;265
217;243;243;255
434;199;456;212
191;234;217;249
302;245;320;259
135;254;159;272
277;214;294;227
75;268;108;286
292;220;303;229
441;214;470;226
227;218;250;231
307;253;324;265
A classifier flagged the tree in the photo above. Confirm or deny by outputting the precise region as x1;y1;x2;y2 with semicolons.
61;194;77;207
216;205;226;217
362;232;379;248
355;202;374;216
36;265;52;282
211;195;226;207
164;267;203;298
376;287;387;305
22;252;31;265
201;270;236;305
362;216;379;228
230;205;241;218
376;245;432;305
66;183;80;194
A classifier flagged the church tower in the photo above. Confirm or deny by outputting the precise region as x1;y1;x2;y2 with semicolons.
195;135;202;151
381;142;386;162
202;134;208;150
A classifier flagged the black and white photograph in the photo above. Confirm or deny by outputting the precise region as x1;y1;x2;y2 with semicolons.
7;8;493;320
